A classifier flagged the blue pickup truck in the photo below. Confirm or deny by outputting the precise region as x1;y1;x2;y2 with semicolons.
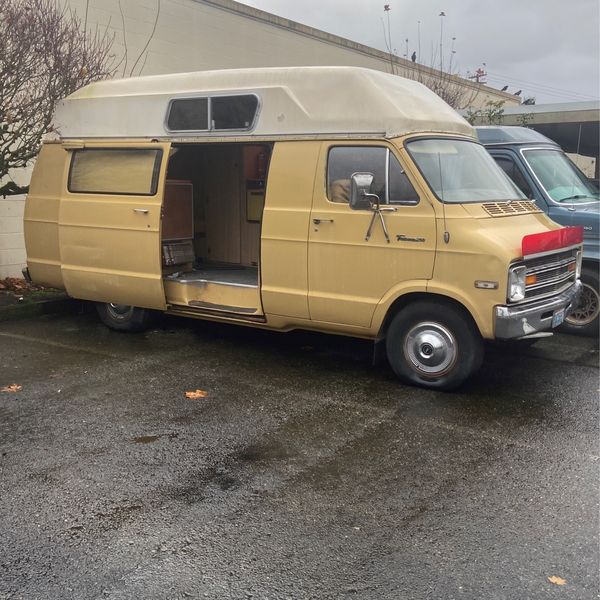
477;126;599;336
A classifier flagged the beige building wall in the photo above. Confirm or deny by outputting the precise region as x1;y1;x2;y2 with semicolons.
62;0;514;109
1;0;517;278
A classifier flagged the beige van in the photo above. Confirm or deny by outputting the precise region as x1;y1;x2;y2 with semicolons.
23;67;582;389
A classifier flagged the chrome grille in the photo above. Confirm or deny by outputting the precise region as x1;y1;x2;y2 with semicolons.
524;247;578;300
525;249;575;270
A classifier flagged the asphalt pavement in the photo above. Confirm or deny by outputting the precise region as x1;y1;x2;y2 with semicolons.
0;309;598;600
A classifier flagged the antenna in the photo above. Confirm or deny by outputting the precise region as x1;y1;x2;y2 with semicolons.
438;152;450;243
468;67;488;84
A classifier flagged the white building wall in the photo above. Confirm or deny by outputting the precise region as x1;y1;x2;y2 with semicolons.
0;199;26;278
2;0;516;278
0;164;31;278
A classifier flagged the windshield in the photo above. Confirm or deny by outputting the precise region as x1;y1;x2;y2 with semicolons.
406;138;525;203
522;149;599;203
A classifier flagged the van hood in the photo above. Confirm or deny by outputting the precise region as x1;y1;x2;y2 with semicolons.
456;201;562;259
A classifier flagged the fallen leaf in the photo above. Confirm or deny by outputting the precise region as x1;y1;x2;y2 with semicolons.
1;384;22;393
185;389;208;400
548;576;567;586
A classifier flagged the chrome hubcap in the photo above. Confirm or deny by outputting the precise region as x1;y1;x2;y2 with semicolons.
404;322;457;377
565;282;599;326
106;303;134;321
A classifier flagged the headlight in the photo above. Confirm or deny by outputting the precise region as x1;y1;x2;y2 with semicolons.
508;265;526;302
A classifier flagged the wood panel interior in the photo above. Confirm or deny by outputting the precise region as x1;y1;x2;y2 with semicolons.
165;143;269;268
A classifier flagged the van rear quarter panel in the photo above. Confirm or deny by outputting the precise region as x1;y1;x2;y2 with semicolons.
24;143;68;289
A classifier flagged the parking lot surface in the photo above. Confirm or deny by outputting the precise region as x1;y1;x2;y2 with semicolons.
0;309;598;600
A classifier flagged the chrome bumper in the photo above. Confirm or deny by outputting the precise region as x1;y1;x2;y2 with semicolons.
494;280;582;340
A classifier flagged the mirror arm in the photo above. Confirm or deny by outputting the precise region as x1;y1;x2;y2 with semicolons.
362;192;381;208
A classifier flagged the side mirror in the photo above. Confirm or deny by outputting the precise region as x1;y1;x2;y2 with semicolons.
350;172;376;210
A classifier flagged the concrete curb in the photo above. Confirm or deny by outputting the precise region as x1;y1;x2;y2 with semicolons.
0;296;76;323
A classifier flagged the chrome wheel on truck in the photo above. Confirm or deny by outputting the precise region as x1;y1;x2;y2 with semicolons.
386;300;483;391
96;303;154;332
561;267;599;337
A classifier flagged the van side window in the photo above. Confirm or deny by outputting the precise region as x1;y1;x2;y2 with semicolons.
493;155;534;199
327;146;387;203
68;149;162;195
389;153;419;204
327;146;419;205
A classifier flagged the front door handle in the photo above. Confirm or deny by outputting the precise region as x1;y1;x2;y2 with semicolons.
313;218;334;225
133;208;149;214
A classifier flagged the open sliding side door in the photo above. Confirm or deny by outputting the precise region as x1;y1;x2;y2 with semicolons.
59;141;171;310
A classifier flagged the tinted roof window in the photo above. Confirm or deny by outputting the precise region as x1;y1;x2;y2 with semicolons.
167;98;209;131
212;95;258;130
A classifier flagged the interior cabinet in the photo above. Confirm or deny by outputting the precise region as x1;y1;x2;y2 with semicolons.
162;180;193;241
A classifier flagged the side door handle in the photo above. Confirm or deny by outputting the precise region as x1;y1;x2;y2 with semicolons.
313;218;334;225
133;208;149;214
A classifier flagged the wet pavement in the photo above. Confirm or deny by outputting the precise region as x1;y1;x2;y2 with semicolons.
0;309;598;600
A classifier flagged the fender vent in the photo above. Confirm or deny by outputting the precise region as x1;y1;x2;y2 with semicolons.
482;201;541;217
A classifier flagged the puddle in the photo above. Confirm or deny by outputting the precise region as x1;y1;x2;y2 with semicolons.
167;467;240;504
237;442;294;463
132;432;179;444
133;435;160;444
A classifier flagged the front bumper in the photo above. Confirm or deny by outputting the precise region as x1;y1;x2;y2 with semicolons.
494;280;582;339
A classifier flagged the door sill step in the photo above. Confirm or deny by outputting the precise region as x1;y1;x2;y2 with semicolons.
170;279;258;289
167;304;266;323
187;300;259;314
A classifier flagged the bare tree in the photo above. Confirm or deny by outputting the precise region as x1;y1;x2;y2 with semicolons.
408;62;480;110
380;8;478;110
0;0;116;197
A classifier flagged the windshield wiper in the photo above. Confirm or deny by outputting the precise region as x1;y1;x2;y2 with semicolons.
558;194;599;203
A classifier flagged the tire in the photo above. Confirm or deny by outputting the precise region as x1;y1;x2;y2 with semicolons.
385;300;483;391
96;302;154;332
561;266;599;337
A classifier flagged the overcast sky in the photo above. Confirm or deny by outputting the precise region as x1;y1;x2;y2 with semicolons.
241;0;599;104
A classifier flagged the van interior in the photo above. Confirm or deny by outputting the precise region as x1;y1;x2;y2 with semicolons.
161;143;271;318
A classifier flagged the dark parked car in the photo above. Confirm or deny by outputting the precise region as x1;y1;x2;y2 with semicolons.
477;126;599;336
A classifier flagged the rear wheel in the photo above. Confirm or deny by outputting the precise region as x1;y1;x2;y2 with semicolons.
561;266;599;337
385;301;483;391
96;302;154;332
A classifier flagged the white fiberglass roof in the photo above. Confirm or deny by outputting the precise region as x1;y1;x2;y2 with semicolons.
52;66;475;140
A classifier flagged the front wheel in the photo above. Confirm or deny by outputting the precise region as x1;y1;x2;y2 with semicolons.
385;301;483;391
96;302;154;332
561;266;599;337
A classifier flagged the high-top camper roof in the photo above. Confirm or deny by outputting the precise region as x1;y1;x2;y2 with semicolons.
52;66;475;140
